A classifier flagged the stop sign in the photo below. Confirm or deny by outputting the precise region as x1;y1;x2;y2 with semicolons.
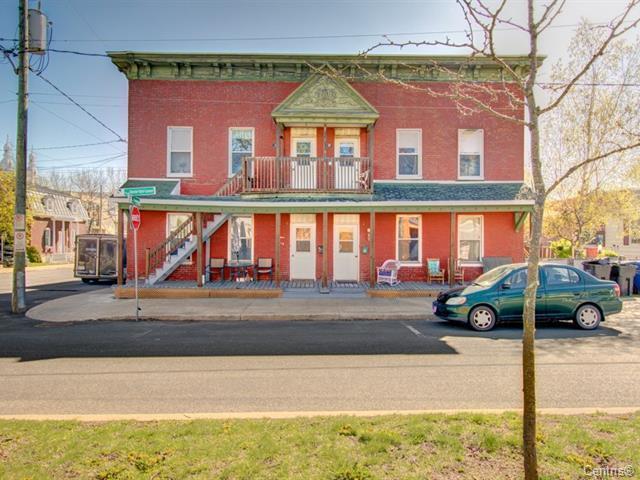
130;206;141;231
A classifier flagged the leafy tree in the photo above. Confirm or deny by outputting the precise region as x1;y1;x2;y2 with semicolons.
0;171;16;245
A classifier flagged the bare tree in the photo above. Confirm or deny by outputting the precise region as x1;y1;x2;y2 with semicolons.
351;2;640;478
40;168;126;233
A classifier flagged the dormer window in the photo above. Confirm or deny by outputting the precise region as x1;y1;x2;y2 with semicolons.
42;196;55;211
68;200;81;215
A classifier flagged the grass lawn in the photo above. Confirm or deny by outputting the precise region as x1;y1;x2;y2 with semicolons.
0;413;638;479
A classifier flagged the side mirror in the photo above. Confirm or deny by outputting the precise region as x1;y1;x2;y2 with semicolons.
501;282;511;290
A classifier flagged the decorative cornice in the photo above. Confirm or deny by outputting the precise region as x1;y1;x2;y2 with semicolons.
272;73;379;125
107;52;540;83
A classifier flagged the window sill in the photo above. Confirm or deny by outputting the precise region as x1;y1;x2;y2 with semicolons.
459;261;483;267
457;176;485;181
395;175;422;180
398;261;423;267
167;173;193;178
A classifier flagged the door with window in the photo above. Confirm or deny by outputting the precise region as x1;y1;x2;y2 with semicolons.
291;137;317;189
498;267;545;319
334;138;360;190
333;215;359;281
290;218;316;280
542;265;585;318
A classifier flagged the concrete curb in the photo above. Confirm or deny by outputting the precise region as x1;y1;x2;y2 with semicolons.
1;407;638;422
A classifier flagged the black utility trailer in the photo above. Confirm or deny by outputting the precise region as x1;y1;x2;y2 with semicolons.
74;234;122;283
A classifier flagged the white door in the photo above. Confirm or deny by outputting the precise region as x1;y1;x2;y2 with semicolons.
335;138;360;190
291;137;317;189
333;217;359;281
290;221;316;279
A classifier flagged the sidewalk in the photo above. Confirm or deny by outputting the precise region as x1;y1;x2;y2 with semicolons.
26;288;436;322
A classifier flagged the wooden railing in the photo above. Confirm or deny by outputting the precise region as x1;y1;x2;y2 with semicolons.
242;156;372;193
214;166;244;197
145;215;193;277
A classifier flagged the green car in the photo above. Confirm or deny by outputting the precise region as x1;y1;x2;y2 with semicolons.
432;263;623;331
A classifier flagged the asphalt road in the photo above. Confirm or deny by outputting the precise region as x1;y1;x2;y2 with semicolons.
0;267;639;415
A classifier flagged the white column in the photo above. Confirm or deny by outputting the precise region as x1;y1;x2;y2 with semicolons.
61;221;66;253
52;219;57;253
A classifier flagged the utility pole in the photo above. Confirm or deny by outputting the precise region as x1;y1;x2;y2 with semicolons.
12;0;29;313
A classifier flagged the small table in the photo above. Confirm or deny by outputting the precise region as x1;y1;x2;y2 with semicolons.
227;260;255;282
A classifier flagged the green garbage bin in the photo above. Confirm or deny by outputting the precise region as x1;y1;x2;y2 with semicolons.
617;264;637;296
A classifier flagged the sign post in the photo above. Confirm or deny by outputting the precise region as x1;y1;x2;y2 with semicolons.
130;205;141;321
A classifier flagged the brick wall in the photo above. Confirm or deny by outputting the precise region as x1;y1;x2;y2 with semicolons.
127;79;524;190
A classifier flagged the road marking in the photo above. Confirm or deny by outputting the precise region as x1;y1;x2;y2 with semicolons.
132;329;153;338
403;323;423;336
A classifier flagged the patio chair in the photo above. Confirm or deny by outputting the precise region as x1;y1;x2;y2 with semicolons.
206;258;226;281
256;257;273;281
376;259;401;286
426;258;445;284
450;258;465;284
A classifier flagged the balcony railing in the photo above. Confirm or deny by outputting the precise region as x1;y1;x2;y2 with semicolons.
239;156;372;194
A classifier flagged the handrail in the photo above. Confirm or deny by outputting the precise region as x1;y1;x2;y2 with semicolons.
147;215;193;277
214;165;245;197
243;156;372;193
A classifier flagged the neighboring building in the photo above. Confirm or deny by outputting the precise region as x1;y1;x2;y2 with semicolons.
603;190;640;258
27;185;90;263
1;136;14;171
109;52;534;286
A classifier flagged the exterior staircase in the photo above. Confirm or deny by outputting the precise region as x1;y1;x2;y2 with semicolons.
146;213;230;285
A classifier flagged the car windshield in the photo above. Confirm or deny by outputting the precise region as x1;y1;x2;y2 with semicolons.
473;265;514;287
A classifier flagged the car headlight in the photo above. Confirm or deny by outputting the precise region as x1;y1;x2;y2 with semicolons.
446;296;467;306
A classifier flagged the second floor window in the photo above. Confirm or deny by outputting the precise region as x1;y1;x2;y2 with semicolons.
229;128;254;176
396;129;422;178
167;127;192;176
458;129;484;179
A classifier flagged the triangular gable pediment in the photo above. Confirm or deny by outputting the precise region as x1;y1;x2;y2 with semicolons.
272;73;379;125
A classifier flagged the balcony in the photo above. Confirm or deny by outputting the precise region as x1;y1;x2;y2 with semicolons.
217;156;372;196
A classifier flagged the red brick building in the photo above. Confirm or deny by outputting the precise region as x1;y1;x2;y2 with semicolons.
109;53;533;288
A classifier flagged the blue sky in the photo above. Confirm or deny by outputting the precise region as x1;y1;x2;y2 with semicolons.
0;0;635;173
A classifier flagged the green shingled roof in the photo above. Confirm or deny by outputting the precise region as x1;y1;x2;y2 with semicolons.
117;180;532;207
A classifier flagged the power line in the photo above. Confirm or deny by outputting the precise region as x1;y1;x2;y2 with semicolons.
37;153;126;170
33;139;125;150
47;48;110;58
31;71;126;142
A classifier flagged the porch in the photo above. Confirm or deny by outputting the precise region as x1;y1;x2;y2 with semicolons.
114;278;452;299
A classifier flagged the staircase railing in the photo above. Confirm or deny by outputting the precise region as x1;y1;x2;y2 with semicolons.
214;166;244;197
146;215;193;277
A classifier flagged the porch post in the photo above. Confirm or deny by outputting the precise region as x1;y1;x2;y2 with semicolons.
275;211;281;287
369;209;376;287
61;221;66;253
275;123;283;190
322;124;328;190
52;219;57;253
322;210;328;289
196;212;203;287
367;123;375;191
449;211;456;286
117;207;124;286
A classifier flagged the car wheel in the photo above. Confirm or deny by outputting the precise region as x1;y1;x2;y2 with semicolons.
468;306;497;331
574;304;601;330
81;278;92;284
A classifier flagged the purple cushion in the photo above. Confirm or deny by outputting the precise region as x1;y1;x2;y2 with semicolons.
379;269;392;276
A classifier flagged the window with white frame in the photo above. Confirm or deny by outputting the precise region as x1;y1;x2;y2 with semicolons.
167;213;192;263
458;215;483;263
397;215;421;263
228;215;253;262
229;128;254;176
167;127;193;176
43;228;51;248
396;129;422;178
458;129;484;179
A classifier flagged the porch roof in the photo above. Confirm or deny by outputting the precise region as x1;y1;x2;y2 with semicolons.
115;181;534;213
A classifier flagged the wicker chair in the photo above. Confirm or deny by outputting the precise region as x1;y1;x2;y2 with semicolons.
426;258;445;284
376;259;401;286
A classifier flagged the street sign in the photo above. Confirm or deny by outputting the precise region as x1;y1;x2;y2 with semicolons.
130;206;141;231
131;196;141;206
122;186;156;197
14;231;26;252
